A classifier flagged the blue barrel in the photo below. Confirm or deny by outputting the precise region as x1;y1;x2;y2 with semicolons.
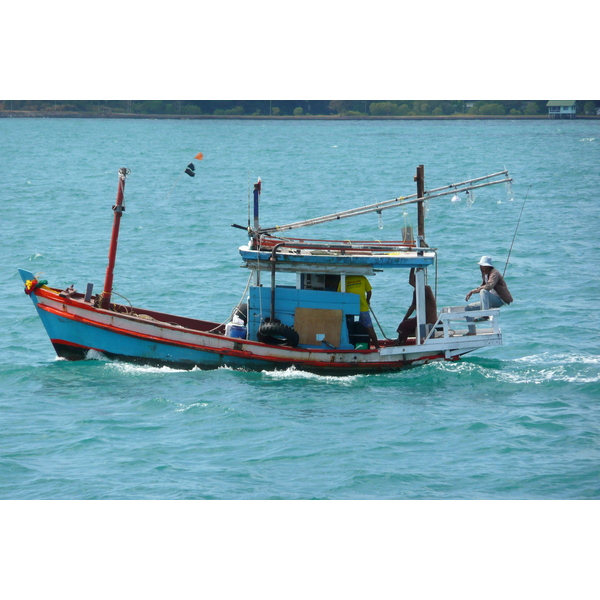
227;324;247;339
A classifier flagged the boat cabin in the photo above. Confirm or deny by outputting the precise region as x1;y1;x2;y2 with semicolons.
239;237;436;350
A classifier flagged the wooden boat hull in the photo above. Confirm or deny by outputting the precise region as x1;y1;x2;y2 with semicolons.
19;269;499;375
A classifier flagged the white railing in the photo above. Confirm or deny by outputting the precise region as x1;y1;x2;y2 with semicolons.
423;306;501;342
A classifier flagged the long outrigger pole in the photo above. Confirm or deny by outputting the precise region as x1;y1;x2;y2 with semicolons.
101;167;129;309
256;169;512;235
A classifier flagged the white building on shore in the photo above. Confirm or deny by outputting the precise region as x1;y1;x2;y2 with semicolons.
546;101;577;119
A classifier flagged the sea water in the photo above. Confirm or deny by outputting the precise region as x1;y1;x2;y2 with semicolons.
1;117;599;500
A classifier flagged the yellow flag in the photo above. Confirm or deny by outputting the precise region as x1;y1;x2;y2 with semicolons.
195;152;204;160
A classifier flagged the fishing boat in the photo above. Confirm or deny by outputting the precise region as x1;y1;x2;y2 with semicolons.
19;164;513;374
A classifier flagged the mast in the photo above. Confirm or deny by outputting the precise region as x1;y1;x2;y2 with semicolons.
415;164;425;243
414;165;426;343
253;178;261;234
101;168;129;309
252;178;262;284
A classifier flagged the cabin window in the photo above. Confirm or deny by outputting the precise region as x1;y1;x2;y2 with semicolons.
301;274;340;292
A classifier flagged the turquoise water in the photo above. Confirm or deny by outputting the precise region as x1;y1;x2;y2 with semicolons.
1;118;599;499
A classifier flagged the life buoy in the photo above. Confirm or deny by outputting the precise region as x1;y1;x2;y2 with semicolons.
257;323;300;347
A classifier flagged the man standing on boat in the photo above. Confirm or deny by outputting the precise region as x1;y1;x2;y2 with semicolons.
338;275;379;349
465;256;513;334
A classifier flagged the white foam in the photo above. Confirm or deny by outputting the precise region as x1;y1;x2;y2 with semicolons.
262;365;360;384
497;367;600;385
85;349;109;361
104;362;188;375
514;352;600;366
174;401;209;412
436;355;600;384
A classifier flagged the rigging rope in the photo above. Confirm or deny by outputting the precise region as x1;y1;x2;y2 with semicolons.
503;185;531;277
208;272;253;333
370;306;394;341
163;172;184;203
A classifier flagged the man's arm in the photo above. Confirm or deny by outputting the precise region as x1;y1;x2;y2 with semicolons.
402;293;416;320
466;270;499;300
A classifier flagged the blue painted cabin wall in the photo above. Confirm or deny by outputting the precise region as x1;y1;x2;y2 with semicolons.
247;286;360;348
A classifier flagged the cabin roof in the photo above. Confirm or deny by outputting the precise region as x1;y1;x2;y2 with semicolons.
239;245;435;274
546;100;576;107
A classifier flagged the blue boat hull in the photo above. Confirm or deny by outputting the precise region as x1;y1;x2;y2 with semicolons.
18;269;495;374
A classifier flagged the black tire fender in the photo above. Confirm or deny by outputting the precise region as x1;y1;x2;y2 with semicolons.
257;323;300;347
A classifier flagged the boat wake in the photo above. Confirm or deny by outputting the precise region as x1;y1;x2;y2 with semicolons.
507;352;600;384
431;352;600;385
514;352;600;366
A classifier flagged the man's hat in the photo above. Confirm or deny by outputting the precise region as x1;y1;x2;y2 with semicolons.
478;256;493;267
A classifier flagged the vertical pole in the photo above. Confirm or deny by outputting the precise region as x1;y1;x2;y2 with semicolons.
253;179;261;285
253;178;261;233
101;168;128;309
414;268;426;344
414;164;425;243
414;165;426;344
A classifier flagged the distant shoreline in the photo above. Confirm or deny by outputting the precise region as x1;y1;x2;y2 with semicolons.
2;110;598;121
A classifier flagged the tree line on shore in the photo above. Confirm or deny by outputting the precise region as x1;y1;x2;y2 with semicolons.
1;100;598;117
